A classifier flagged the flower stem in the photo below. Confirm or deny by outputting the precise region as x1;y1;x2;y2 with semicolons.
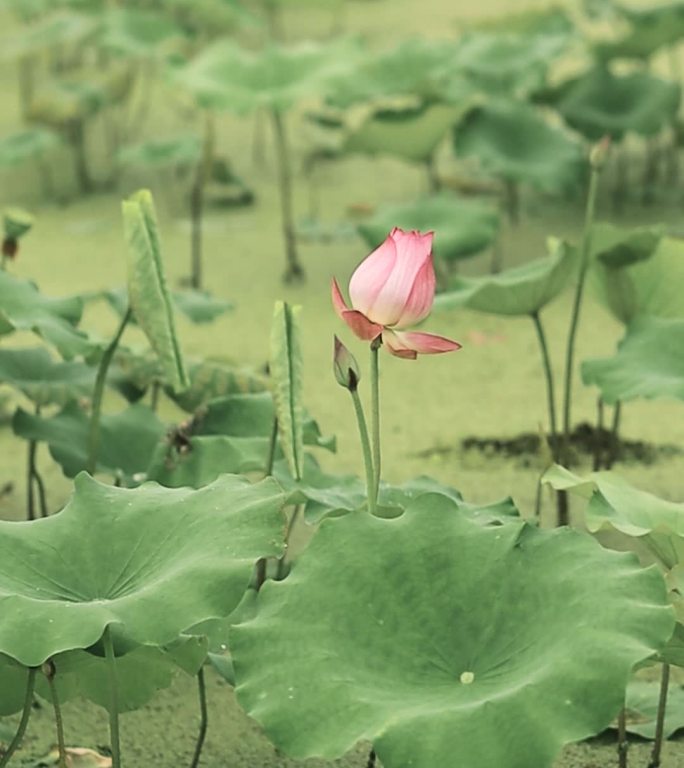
370;341;381;505
531;311;558;458
265;418;278;477
617;706;628;768
189;667;208;768
648;662;670;768
44;662;67;768
103;626;122;768
350;389;376;515
0;667;36;768
558;158;603;526
87;308;132;475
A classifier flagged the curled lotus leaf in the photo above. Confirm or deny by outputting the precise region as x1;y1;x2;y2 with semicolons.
453;100;584;190
590;222;663;268
0;129;61;167
581;316;684;405
358;194;499;264
433;238;576;316
231;495;673;768
542;464;684;569
0;472;285;667
118;136;202;170
555;67;681;141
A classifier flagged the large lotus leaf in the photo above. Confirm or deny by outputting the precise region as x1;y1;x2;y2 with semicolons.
555;68;681;140
0;653;29;716
118;135;201;169
0;472;285;667
176;38;358;113
0;129;61;167
345;102;469;165
12;401;165;483
454;101;583;190
582;316;684;405
97;8;186;58
591;235;684;325
2;10;97;58
122;189;188;393
32;637;207;715
598;2;684;61
0;347;95;407
590;221;664;268
0;271;91;359
433;238;576;315
231;496;673;768
622;679;684;739
327;39;459;107
167;359;267;412
542;464;684;569
358;194;499;264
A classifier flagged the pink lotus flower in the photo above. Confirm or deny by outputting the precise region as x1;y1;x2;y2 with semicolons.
332;228;461;359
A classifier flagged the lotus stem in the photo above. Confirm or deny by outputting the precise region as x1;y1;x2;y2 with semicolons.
0;666;36;768
189;110;215;290
425;154;440;194
648;662;671;768
26;437;37;521
265;418;279;477
87;308;132;475
33;463;49;518
530;312;558;458
593;397;605;471
149;380;160;413
350;388;376;516
189;667;208;768
558;152;603;527
370;340;381;504
503;179;520;224
366;748;376;768
606;401;622;470
43;661;67;768
270;108;304;283
617;706;628;768
103;626;122;768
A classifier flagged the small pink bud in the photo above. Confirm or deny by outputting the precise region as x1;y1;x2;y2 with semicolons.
333;335;361;390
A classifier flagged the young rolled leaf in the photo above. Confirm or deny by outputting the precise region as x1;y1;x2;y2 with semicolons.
270;302;304;481
582;316;684;405
0;472;285;667
122;189;188;392
433;238;576;315
231;495;673;768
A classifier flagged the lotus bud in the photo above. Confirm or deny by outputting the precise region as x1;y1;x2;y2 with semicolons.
333;335;361;391
590;136;611;171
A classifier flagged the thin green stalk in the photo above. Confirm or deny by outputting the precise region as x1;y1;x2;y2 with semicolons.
149;380;160;413
27;437;37;521
87;308;132;475
103;626;122;768
33;465;49;517
606;401;622;471
0;667;36;768
558;154;603;527
593;397;605;471
366;749;376;768
648;663;670;768
370;341;381;504
617;706;628;768
265;418;278;477
189;667;208;768
531;312;558;457
44;662;67;768
350;389;376;516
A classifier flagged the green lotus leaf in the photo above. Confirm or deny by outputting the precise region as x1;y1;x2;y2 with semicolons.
31;637;207;715
454;100;584;190
0;129;61;167
171;290;233;324
28;76;118;126
0;347;95;407
590;235;684;324
345;102;469;165
13;401;165;483
118;135;201;169
358;194;499;264
0;472;285;667
326;39;459;107
231;495;673;768
542;464;684;569
621;679;684;739
597;2;684;61
591;221;664;268
167;359;267;412
0;270;91;359
122;189;188;393
555;67;681;141
582;316;684;405
98;8;186;58
176;38;359;113
108;347;161;402
3;207;34;240
473;7;573;38
0;653;29;716
2;10;97;58
434;238;576;315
